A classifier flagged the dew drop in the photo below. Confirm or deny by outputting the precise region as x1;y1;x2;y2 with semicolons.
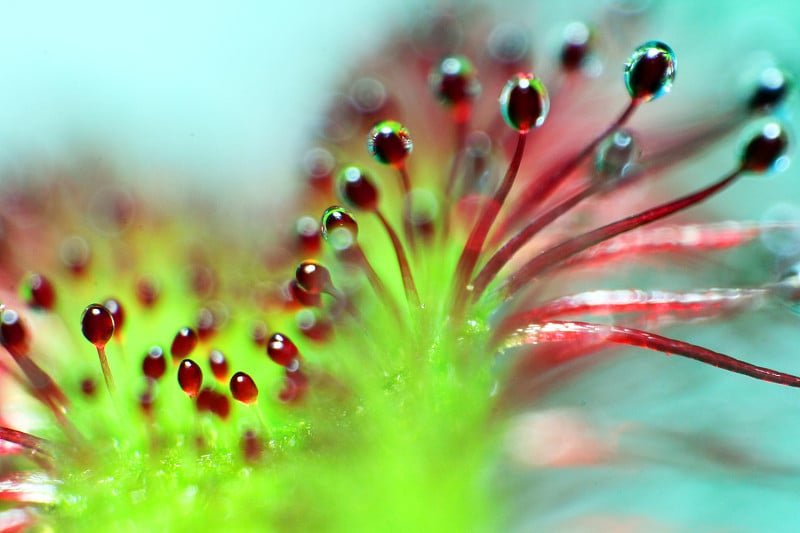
740;121;790;173
251;321;268;348
0;309;28;356
560;22;592;71
210;390;231;419
499;74;549;133
136;275;160;308
209;349;229;383
487;23;530;66
429;55;480;111
102;298;125;336
60;236;91;275
286;280;322;308
196;387;215;413
170;327;199;362
279;368;309;403
296;308;332;342
25;273;56;311
177;359;203;398
749;67;790;111
624;41;676;102
594;129;640;186
321;206;359;251
295;215;321;255
142;345;167;380
303;147;336;191
366;120;413;166
267;333;299;367
81;377;97;397
241;430;264;463
349;77;388;115
338;166;378;211
230;371;259;405
295;260;333;295
81;304;115;348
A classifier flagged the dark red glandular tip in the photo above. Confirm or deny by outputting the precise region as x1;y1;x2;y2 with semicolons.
209;349;229;382
560;22;591;71
139;386;156;416
81;377;97;397
499;73;550;132
294;215;321;255
749;67;789;110
171;327;199;361
196;302;228;341
230;371;259;405
135;275;160;308
740;121;789;173
102;298;125;336
321;206;359;247
251;321;268;348
624;41;676;102
211;391;230;419
142;346;167;380
241;430;264;463
178;359;203;398
430;55;479;121
0;309;29;357
81;304;115;348
366;120;413;166
196;307;217;341
296;308;332;342
60;236;91;275
285;280;322;308
196;387;215;413
279;368;309;403
303;146;336;191
338;166;378;211
267;333;299;367
295;260;332;295
187;264;216;299
25;273;56;310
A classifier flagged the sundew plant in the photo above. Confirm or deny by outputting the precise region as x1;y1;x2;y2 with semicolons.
1;1;800;532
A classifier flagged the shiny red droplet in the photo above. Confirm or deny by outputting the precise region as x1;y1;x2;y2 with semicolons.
171;327;198;361
60;236;91;275
499;73;549;133
136;275;160;308
366;120;413;166
285;280;322;308
241;429;264;463
295;215;321;255
81;377;96;397
81;304;115;348
279;368;309;403
187;264;216;298
196;387;215;413
26;273;56;310
209;349;229;382
102;298;125;336
251;321;268;348
142;345;167;380
210;390;231;419
295;260;332;295
230;371;259;404
0;309;29;357
337;166;378;211
296;308;332;342
177;359;203;398
267;333;299;367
